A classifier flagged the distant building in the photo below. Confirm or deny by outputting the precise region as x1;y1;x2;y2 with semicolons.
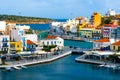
10;28;24;41
0;21;6;34
79;28;94;39
106;9;116;16
110;41;120;51
102;26;111;38
110;25;117;39
25;34;38;42
27;40;36;51
63;19;79;34
51;22;64;35
92;29;102;40
5;23;16;35
116;26;120;39
40;36;64;48
91;12;101;27
15;25;30;31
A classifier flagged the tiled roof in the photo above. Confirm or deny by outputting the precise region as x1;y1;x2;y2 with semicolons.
46;36;58;39
27;40;35;44
104;24;118;28
94;38;110;42
112;41;120;45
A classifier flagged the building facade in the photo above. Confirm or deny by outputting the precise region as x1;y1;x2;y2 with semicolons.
79;28;93;39
93;38;110;50
116;26;120;39
102;26;111;38
10;41;22;52
110;41;120;51
92;29;102;40
41;36;64;48
91;12;101;27
0;35;10;53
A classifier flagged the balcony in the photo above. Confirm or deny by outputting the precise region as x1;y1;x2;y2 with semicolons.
10;47;16;51
2;43;9;47
2;40;8;42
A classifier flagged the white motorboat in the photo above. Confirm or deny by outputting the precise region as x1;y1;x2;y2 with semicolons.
21;65;27;69
13;66;21;70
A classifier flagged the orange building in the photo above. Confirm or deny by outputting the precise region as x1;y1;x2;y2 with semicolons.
91;12;101;27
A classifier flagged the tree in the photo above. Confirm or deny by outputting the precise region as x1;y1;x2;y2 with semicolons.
108;54;119;63
101;17;111;24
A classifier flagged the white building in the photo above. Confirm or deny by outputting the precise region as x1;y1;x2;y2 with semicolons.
0;21;6;31
106;9;116;16
10;28;24;41
25;34;38;42
63;19;79;33
93;38;111;50
40;36;64;47
51;22;65;35
15;25;30;30
0;35;10;52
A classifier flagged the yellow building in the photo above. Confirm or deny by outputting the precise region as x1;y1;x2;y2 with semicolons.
77;22;86;31
10;41;22;52
91;12;101;27
110;41;120;51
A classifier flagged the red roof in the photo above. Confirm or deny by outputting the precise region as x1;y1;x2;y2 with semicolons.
27;40;35;44
104;24;118;29
46;36;58;39
94;38;110;42
112;41;120;45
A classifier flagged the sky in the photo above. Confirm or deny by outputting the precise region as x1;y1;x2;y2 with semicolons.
0;0;120;19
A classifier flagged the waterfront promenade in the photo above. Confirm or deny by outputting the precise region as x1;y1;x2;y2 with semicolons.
0;47;72;69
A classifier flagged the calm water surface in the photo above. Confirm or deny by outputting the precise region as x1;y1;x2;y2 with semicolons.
0;55;120;80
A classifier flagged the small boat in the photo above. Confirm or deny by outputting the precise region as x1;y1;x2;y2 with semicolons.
20;65;27;69
98;64;105;67
13;66;21;70
5;67;13;71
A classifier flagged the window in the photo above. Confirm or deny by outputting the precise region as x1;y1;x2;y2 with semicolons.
51;41;53;44
118;46;120;51
54;41;56;44
47;41;49;45
113;46;115;50
17;45;19;48
42;42;44;45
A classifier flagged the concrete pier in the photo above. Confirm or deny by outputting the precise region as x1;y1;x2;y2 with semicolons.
0;51;72;69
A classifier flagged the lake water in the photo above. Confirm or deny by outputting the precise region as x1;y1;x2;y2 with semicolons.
64;39;93;49
1;55;120;80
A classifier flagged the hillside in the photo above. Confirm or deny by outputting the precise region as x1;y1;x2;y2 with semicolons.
0;15;54;24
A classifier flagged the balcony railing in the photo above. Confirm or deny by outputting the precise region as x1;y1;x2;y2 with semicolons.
2;40;9;42
2;43;9;47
